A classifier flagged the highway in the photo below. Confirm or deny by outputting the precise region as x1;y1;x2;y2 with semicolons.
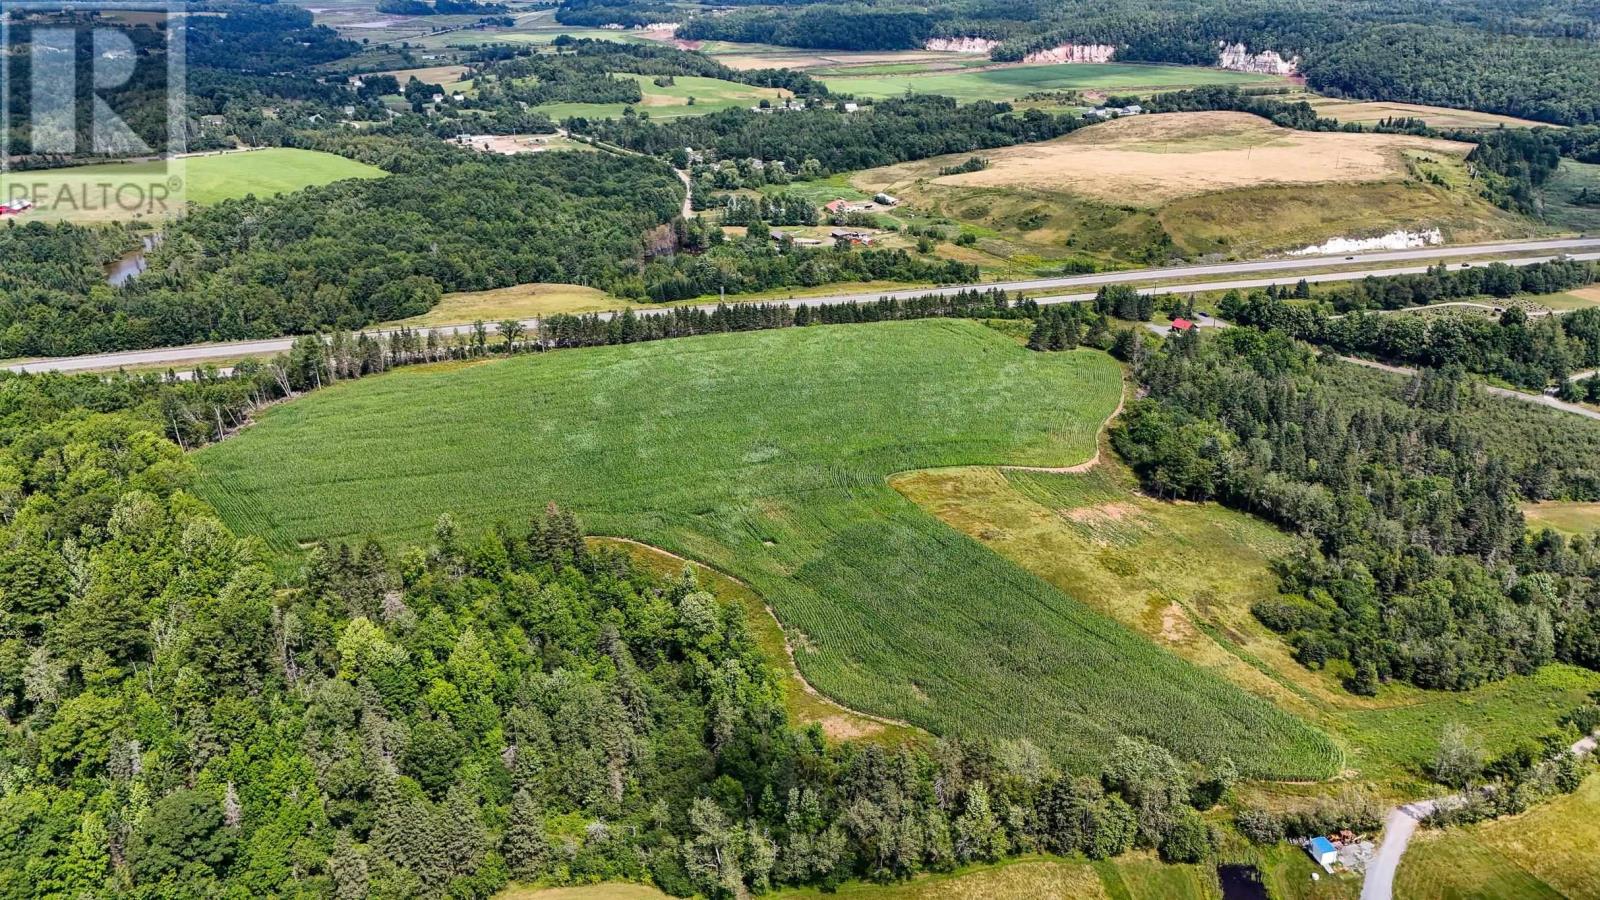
9;237;1600;376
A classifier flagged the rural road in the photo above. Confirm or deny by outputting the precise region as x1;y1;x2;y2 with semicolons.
1339;355;1600;422
1360;729;1600;900
11;239;1600;376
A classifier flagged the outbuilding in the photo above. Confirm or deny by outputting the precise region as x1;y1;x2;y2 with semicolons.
1307;837;1338;871
1170;317;1195;332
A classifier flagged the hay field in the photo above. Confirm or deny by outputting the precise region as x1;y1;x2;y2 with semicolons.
850;112;1529;262
379;64;470;88
534;73;790;120
1305;96;1553;131
918;112;1475;205
195;320;1338;779
1523;500;1600;535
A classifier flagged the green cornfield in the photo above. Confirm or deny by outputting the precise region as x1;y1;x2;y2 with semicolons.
195;319;1340;779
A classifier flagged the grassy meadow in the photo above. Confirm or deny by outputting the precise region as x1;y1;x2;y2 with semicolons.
896;454;1600;793
534;73;790;120
1395;772;1600;899
194;319;1338;778
1543;160;1600;233
0;148;387;224
1523;500;1600;535
820;63;1285;103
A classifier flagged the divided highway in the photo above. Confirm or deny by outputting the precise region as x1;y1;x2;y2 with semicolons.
9;237;1600;376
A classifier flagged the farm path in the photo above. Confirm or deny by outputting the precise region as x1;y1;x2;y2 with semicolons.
1362;729;1600;900
1339;355;1600;422
590;537;922;738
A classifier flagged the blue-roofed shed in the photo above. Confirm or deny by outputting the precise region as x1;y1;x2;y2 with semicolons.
1307;836;1338;870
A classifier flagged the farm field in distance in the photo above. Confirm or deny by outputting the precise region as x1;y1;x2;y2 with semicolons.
0;148;387;224
533;73;791;120
193;319;1339;778
1302;96;1556;131
818;62;1288;102
849;111;1533;264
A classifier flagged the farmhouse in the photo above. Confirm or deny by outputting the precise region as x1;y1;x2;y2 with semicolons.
1307;837;1338;871
0;199;35;217
825;199;851;215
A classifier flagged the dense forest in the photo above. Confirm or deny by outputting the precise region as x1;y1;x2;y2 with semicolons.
658;0;1600;125
0;141;683;357
1114;323;1600;694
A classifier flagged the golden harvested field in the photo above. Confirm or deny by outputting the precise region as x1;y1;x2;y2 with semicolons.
379;64;470;87
1523;500;1600;535
911;112;1475;206
385;282;639;327
1305;96;1555;131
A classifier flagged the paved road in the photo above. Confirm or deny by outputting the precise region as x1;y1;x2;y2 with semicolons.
1361;729;1600;900
12;239;1600;376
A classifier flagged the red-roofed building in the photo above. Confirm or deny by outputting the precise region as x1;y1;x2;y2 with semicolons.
1170;317;1195;332
824;199;849;215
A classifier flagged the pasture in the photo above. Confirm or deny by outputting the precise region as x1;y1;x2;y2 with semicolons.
1395;772;1600;899
0;148;387;224
851;112;1529;262
899;456;1600;791
534;73;790;120
820;63;1286;103
194;320;1338;778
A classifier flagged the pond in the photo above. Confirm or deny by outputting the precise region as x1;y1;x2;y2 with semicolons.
105;234;160;287
1218;864;1269;900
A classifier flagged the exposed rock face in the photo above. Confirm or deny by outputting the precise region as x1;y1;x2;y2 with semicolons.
924;37;1000;53
1289;228;1443;256
1023;43;1117;64
1217;42;1299;75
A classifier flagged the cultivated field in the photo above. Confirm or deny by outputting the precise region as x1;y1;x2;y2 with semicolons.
899;453;1600;791
534;73;791;120
0;148;386;224
194;320;1337;778
912;112;1474;205
820;63;1286;103
850;112;1531;262
378;64;471;89
1395;772;1600;899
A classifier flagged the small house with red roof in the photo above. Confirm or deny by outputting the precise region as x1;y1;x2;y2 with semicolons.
1170;317;1196;332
